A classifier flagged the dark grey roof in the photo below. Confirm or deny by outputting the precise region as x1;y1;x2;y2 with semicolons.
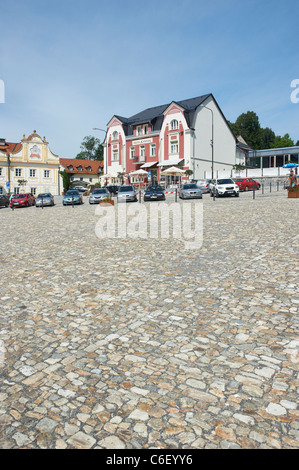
110;94;212;136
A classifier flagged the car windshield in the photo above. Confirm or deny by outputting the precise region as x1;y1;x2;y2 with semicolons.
119;186;133;192
66;190;79;195
217;179;234;184
13;194;26;199
93;189;106;194
183;184;197;189
147;186;163;191
37;193;51;198
235;179;243;182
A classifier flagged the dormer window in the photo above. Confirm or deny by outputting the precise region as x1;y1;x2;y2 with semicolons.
78;165;83;171
136;124;149;136
68;165;73;171
170;119;179;130
87;166;92;172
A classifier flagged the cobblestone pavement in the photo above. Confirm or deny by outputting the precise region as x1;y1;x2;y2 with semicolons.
0;191;298;449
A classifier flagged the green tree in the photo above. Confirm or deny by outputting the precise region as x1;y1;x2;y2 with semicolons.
270;133;294;148
76;135;103;161
232;111;262;149
59;170;71;192
260;127;275;149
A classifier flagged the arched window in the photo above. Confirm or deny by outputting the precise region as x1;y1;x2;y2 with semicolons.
112;131;118;141
170;119;179;130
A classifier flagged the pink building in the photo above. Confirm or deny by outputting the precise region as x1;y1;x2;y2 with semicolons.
103;93;237;185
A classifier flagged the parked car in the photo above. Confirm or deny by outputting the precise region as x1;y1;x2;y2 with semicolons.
144;185;165;201
63;189;83;205
0;193;9;207
117;185;137;203
35;193;54;207
72;186;87;193
235;178;261;191
106;185;119;195
89;188;109;204
10;193;36;208
179;183;202;199
195;179;212;193
210;179;239;197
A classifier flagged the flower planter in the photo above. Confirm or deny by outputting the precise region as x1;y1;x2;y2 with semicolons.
99;199;114;206
287;185;299;198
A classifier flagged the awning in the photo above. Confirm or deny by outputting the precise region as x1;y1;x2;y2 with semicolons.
140;162;157;168
157;158;184;167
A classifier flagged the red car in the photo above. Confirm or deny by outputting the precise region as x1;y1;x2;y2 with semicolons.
10;193;36;208
235;178;261;191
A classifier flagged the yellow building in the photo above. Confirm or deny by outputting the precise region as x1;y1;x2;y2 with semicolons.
0;131;60;195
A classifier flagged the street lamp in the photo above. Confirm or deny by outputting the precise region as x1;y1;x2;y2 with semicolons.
199;105;214;180
93;127;107;174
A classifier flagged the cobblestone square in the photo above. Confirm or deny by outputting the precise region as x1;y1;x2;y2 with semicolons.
0;192;298;449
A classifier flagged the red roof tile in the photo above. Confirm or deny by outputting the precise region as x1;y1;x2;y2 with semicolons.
59;158;103;174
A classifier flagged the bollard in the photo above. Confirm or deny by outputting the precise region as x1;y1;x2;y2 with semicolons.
270;182;272;193
253;185;255;200
262;183;264;194
277;180;279;191
72;196;74;207
139;190;141;203
41;196;44;209
175;187;177;202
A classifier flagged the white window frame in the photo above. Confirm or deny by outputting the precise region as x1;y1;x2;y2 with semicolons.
112;149;118;162
31;188;36;195
170;119;179;130
137;126;142;136
130;147;135;159
44;170;50;178
170;141;179;154
0;167;3;176
150;144;156;157
112;131;118;141
15;168;22;177
140;146;145;158
29;169;36;177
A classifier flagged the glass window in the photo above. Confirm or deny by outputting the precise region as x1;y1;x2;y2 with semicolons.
170;119;179;130
112;131;118;140
150;144;156;157
44;170;50;178
112;149;118;161
170;141;178;154
140;146;145;157
130;147;135;159
15;168;22;176
29;169;36;177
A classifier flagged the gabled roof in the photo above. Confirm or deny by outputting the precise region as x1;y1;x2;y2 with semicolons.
108;94;212;136
60;158;103;174
0;141;22;154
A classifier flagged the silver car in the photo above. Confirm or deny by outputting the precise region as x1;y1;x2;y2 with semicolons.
35;193;54;207
117;185;137;203
179;183;202;199
89;188;109;204
196;179;212;193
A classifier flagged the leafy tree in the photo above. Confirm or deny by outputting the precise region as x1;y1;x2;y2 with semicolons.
260;127;275;149
230;111;262;149
76;135;103;161
270;133;294;148
59;170;71;192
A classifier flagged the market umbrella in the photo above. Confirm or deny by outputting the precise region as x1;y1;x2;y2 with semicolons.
283;163;299;168
129;169;148;176
160;166;185;175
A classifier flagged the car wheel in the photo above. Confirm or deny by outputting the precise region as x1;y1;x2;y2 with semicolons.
256;185;260;190
215;190;219;198
235;192;239;197
244;186;249;191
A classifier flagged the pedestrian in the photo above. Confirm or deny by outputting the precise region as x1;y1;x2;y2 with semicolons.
285;170;298;188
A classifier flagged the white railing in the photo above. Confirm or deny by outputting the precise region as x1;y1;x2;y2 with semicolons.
205;167;292;179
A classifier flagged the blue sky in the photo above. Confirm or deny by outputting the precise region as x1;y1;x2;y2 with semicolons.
1;0;298;157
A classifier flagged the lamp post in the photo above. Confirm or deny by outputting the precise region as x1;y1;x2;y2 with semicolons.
199;105;214;180
92;127;107;176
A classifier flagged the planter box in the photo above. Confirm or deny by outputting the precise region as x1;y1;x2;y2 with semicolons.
288;185;299;198
99;200;114;206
